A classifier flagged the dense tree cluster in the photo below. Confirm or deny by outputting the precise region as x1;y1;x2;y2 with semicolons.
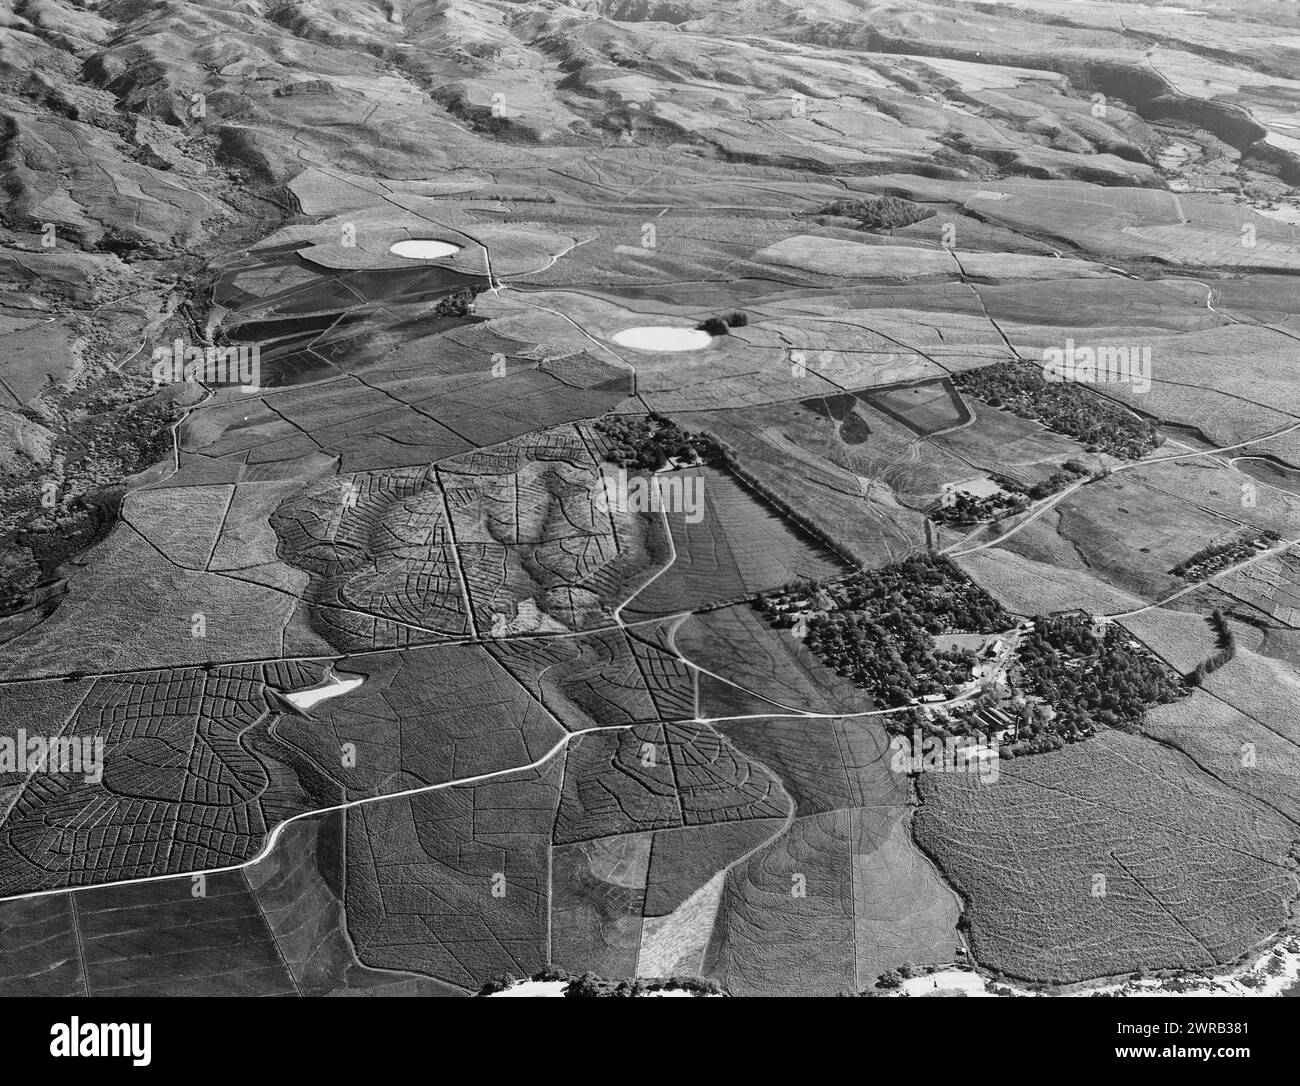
919;615;1187;757
1172;529;1279;579
811;196;935;232
1011;615;1185;744
933;487;1026;527
695;311;748;336
821;555;1012;630
758;555;1012;708
760;559;1185;761
952;363;1162;458
595;412;725;470
805;611;977;706
432;287;479;317
760;566;1189;764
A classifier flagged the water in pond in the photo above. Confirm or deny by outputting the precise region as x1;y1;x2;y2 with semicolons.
284;673;363;710
611;326;712;351
390;239;462;259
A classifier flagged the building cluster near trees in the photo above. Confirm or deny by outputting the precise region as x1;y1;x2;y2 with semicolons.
595;413;725;471
1004;614;1185;752
759;555;1188;759
1172;529;1279;580
758;554;1011;709
931;465;1096;530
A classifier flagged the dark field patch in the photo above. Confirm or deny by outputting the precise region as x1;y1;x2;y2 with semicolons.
676;603;875;717
704;812;857;996
622;466;846;619
346;758;561;989
550;833;650;978
0;876;297;997
246;813;461;995
721;716;907;817
859;378;971;437
644;820;784;917
0;895;87;996
798;392;872;445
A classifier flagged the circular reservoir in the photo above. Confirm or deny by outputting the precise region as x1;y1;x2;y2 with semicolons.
389;239;462;260
610;326;713;352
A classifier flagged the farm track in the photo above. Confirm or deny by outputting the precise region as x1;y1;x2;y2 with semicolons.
945;418;1300;559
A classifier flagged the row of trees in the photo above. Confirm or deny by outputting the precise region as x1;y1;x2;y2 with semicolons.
872;961;934;990
1187;608;1237;685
